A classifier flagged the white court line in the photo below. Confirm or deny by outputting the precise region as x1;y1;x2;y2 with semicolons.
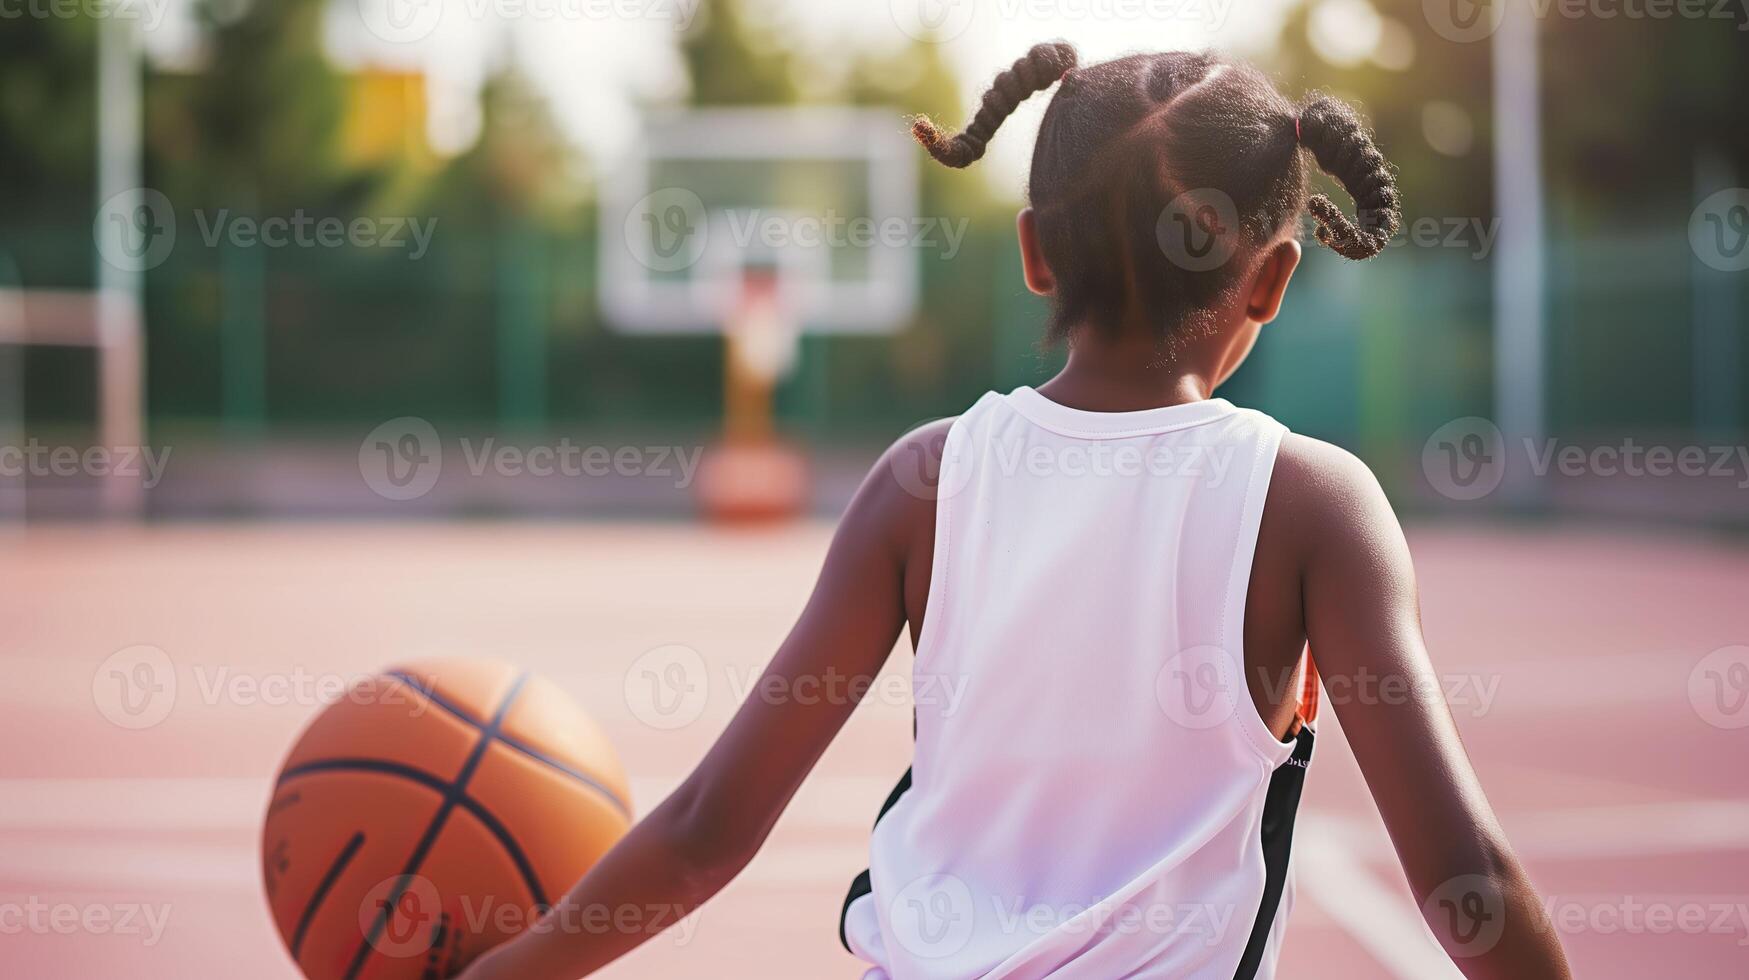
0;778;270;830
1454;649;1702;711
0;775;896;830
5;776;1745;855
0;838;875;896
1293;799;1749;980
24;777;1746;854
0;776;884;896
1296;800;1749;863
1503;800;1749;858
4;773;1744;979
0;839;259;893
1295;823;1465;980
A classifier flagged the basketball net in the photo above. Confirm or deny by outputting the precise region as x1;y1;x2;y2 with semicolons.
722;270;798;444
695;269;808;522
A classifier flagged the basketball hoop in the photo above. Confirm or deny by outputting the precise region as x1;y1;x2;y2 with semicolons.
598;108;921;523
696;268;808;522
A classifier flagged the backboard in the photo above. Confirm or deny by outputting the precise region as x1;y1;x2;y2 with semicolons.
597;107;920;335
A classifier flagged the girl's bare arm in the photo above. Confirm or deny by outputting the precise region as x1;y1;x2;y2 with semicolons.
1278;433;1572;978
456;432;932;980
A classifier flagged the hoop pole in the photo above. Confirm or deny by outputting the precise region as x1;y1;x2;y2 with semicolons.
96;14;145;519
1491;0;1547;507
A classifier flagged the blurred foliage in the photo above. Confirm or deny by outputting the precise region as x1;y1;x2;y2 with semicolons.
421;70;584;228
1270;1;1493;224
680;0;798;105
0;15;98;283
1539;8;1748;218
0;0;1744;469
0;16;97;211
153;0;369;210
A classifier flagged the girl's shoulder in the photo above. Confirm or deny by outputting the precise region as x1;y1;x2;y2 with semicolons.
1262;432;1400;572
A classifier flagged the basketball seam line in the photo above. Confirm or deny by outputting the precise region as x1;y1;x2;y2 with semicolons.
383;669;633;817
290;830;365;960
273;758;550;911
343;671;530;980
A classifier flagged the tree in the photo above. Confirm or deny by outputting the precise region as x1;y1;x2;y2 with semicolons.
149;0;369;212
680;0;798;105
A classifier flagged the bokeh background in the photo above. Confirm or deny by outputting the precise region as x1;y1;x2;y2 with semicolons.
2;0;1747;978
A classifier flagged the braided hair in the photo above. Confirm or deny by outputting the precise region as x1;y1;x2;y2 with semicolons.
913;43;1402;341
912;42;1077;168
1298;94;1401;260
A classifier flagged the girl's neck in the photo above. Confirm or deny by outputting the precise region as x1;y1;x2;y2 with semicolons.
1035;337;1216;413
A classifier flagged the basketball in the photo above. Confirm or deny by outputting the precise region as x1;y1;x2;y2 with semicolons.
261;660;633;980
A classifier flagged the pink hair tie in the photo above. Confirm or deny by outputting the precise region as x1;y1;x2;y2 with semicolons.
1294;117;1302;143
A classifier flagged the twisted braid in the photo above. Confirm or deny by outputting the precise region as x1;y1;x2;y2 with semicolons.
1296;94;1401;260
912;42;1077;168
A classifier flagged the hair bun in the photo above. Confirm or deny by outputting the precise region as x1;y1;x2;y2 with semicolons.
1021;42;1077;86
1295;94;1401;260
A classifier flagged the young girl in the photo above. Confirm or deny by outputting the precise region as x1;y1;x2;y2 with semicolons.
461;44;1572;979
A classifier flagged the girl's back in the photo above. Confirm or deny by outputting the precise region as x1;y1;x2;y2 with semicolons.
842;390;1310;978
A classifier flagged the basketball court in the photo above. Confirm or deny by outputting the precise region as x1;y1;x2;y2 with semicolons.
4;8;1746;979
3;520;1745;978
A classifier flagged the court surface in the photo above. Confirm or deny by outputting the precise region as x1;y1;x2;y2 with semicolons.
2;521;1746;978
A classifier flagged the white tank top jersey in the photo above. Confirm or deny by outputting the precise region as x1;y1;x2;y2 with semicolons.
840;387;1316;980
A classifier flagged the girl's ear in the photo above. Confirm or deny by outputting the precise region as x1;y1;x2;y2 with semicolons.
1245;239;1302;324
1017;208;1055;296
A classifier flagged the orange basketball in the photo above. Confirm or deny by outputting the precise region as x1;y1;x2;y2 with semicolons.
262;659;633;979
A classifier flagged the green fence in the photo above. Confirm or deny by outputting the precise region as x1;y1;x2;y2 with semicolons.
4;216;1744;476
